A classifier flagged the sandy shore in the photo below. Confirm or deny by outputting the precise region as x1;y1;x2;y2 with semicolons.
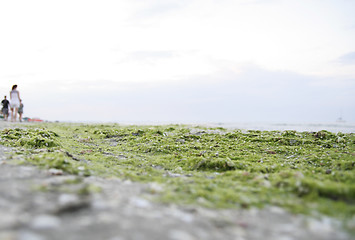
0;120;18;129
0;121;352;240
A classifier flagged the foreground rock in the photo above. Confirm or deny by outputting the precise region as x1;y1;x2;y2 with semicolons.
0;145;352;240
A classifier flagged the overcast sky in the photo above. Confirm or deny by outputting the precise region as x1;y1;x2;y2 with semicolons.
0;0;354;123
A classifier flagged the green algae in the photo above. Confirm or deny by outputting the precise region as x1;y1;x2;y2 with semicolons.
0;127;89;175
1;123;355;222
0;128;59;148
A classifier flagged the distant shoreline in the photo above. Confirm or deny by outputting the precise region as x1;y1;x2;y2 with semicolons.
1;120;354;133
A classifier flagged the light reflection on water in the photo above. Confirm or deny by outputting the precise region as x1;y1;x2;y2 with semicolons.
60;120;355;133
119;121;355;133
205;122;355;133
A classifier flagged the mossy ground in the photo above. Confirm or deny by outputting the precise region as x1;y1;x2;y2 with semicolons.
1;123;354;223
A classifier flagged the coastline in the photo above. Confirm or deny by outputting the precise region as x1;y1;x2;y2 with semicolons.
35;120;355;133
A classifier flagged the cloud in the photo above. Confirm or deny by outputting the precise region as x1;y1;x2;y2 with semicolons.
133;0;190;18
2;0;355;85
337;51;355;65
1;0;355;124
22;65;355;123
126;51;175;64
237;0;278;5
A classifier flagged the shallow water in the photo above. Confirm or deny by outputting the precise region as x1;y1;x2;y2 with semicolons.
4;119;354;133
209;122;355;133
118;121;355;133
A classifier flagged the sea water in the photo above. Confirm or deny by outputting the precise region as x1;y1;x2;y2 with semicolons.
204;122;355;133
117;121;355;133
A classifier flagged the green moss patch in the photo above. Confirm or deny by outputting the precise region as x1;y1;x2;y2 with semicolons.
0;128;59;148
1;123;355;222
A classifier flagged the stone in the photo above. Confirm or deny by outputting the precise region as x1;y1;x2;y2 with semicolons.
48;168;63;175
130;197;151;208
30;215;61;230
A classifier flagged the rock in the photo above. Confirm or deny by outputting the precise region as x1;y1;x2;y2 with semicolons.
30;215;61;230
0;213;22;229
123;180;132;185
0;231;17;240
58;194;80;206
346;216;355;231
78;166;85;171
169;230;196;240
261;180;271;188
269;206;286;215
130;197;151;208
91;199;109;210
307;217;335;234
148;182;164;194
166;172;183;178
54;194;90;214
48;168;63;175
18;231;45;240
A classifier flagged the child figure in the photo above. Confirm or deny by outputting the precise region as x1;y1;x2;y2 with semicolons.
18;99;24;122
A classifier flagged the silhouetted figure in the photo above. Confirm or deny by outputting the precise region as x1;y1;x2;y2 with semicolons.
1;96;9;121
10;85;21;122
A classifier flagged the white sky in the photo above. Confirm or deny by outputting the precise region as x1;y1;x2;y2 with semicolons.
0;0;354;123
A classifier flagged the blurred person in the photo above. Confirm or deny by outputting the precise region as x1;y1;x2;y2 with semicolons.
18;99;24;122
1;95;9;121
10;84;21;122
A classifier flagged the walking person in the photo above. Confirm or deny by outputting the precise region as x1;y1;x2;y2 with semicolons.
10;85;21;122
18;99;24;122
1;96;10;121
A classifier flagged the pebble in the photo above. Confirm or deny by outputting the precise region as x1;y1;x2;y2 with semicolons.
148;182;164;193
0;214;20;229
58;194;80;206
269;206;286;215
30;215;61;230
307;217;335;234
166;172;183;178
167;207;194;223
91;199;110;210
346;216;355;230
107;237;125;240
169;230;196;240
262;180;272;188
18;231;45;240
274;236;294;240
75;216;95;227
0;232;16;240
97;213;116;223
123;180;132;185
130;197;151;208
48;168;63;175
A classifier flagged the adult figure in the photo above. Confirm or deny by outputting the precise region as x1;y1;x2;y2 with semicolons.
10;85;21;122
1;95;10;121
18;99;24;122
